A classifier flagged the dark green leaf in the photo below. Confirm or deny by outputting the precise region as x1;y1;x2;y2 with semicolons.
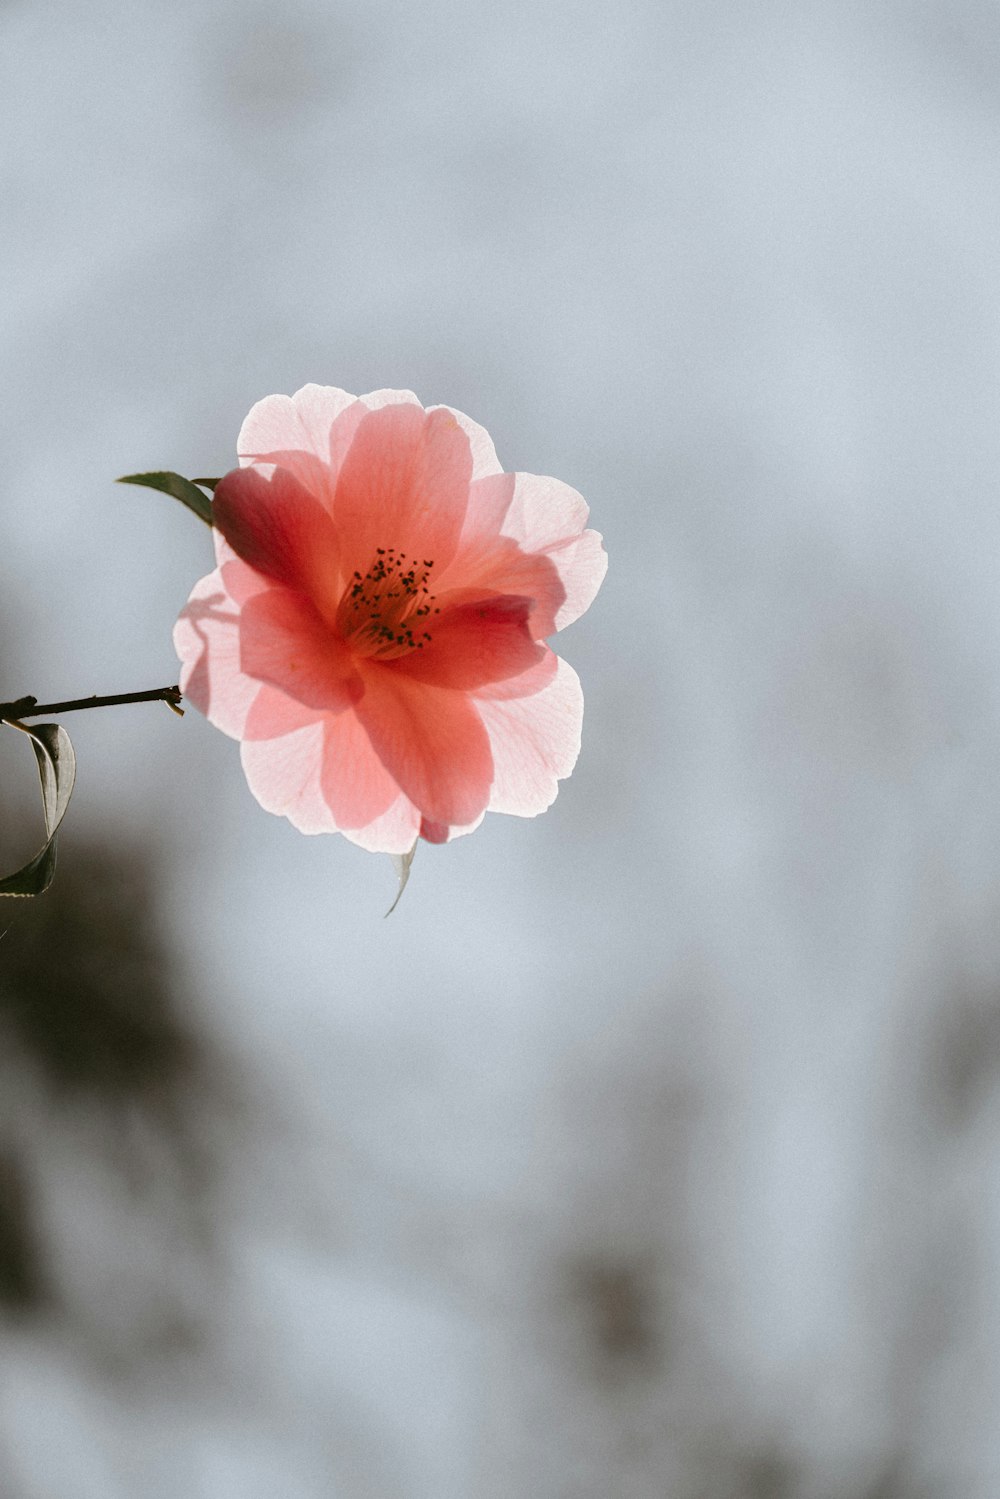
191;477;221;492
117;471;214;526
0;723;77;898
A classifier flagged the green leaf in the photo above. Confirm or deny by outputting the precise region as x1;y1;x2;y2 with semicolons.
191;477;221;491
385;842;417;917
117;471;214;526
0;722;77;897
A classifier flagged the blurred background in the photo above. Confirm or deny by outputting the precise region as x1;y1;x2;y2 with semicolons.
3;0;1000;1493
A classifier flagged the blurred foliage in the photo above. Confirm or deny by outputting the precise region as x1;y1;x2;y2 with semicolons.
0;1150;48;1315
0;831;199;1108
0;826;225;1348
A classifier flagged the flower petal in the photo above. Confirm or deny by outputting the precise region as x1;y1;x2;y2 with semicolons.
457;473;516;549
213;464;343;608
477;655;583;816
474;646;560;701
241;705;417;849
501;471;589;550
240;724;339;835
354;665;493;827
239;588;361;711
428;404;502;480
394;594;544;690
358;388;422;411
243;685;325;740
341;794;421;856
219;555;270;606
174;569;259;739
419;809;487;844
333;403;473;576
458;472;606;631
318;708;400;831
238;384;357;505
545;527;608;630
437;535;566;639
498;472;607;629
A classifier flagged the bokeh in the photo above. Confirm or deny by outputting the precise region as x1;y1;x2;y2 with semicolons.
3;1;1000;1493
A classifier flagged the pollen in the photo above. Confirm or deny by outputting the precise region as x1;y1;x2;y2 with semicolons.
338;548;438;659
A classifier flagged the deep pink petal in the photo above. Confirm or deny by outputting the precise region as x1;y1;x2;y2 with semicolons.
334;404;472;576
174;569;259;739
394;594;544;690
239;588;361;711
240;725;339;835
318;708;400;830
354;665;493;827
477;656;583;817
213;465;342;608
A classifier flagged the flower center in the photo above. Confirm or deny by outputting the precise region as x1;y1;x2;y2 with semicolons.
338;547;441;660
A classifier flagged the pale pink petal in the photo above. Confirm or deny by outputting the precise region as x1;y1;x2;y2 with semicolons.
428;404;502;480
213;465;343;611
242;705;415;849
318;708;400;830
477;656;583;817
394;594;544;690
239;589;361;710
546;527;608;630
333;404;473;576
174;570;259;739
358;389;422;411
496;472;606;630
220;556;271;606
240;724;339;835
501;471;590;550
342;794;421;856
457;473;515;549
237;385;357;505
354;664;493;827
327;399;370;483
243;685;326;740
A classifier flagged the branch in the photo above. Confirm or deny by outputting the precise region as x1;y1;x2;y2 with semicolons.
0;686;184;722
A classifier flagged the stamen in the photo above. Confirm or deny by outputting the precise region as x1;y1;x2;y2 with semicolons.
338;547;439;660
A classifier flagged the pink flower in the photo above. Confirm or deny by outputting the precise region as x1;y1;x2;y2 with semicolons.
174;386;606;854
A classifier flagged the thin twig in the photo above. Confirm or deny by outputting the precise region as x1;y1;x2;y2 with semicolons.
0;686;184;722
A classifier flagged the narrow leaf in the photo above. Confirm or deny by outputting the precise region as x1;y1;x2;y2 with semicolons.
191;477;221;491
0;722;77;897
385;842;417;917
117;471;214;526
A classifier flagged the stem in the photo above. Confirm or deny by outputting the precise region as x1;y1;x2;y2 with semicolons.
0;686;184;722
